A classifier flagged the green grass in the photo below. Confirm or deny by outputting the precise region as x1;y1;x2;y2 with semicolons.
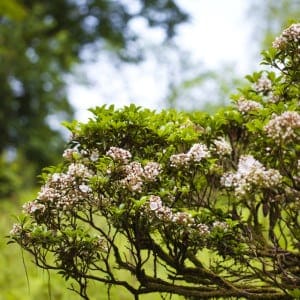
0;191;184;300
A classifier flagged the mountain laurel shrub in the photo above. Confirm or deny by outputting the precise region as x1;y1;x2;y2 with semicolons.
9;24;300;300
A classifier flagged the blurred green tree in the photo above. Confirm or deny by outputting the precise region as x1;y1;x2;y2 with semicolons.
0;0;188;172
248;0;300;49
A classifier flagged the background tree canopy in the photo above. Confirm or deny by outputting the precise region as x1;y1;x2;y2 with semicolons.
0;0;188;172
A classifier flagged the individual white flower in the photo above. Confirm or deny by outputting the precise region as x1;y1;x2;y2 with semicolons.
90;149;99;162
213;137;232;156
149;195;162;211
79;184;91;193
51;173;62;182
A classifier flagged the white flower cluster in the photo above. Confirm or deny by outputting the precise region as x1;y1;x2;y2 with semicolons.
169;153;190;167
148;195;173;221
120;161;161;192
237;98;263;114
147;195;228;236
106;146;132;164
221;155;282;197
213;137;232;156
120;162;144;192
272;23;300;50
189;143;210;162
172;211;194;226
149;195;194;225
106;146;161;192
63;148;79;160
96;236;108;252
144;162;162;181
63;147;100;162
10;223;22;235
267;93;280;104
23;201;46;214
254;77;272;93
67;163;93;178
197;223;210;235
149;195;163;211
170;143;210;167
90;149;99;162
36;163;93;210
196;221;228;236
213;221;229;231
264;111;300;143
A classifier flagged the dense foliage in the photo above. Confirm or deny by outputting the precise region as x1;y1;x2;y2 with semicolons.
9;24;300;299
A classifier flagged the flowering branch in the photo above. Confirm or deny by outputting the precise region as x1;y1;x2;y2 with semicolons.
8;24;300;299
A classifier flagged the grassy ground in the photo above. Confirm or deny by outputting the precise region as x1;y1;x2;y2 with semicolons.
0;191;184;300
